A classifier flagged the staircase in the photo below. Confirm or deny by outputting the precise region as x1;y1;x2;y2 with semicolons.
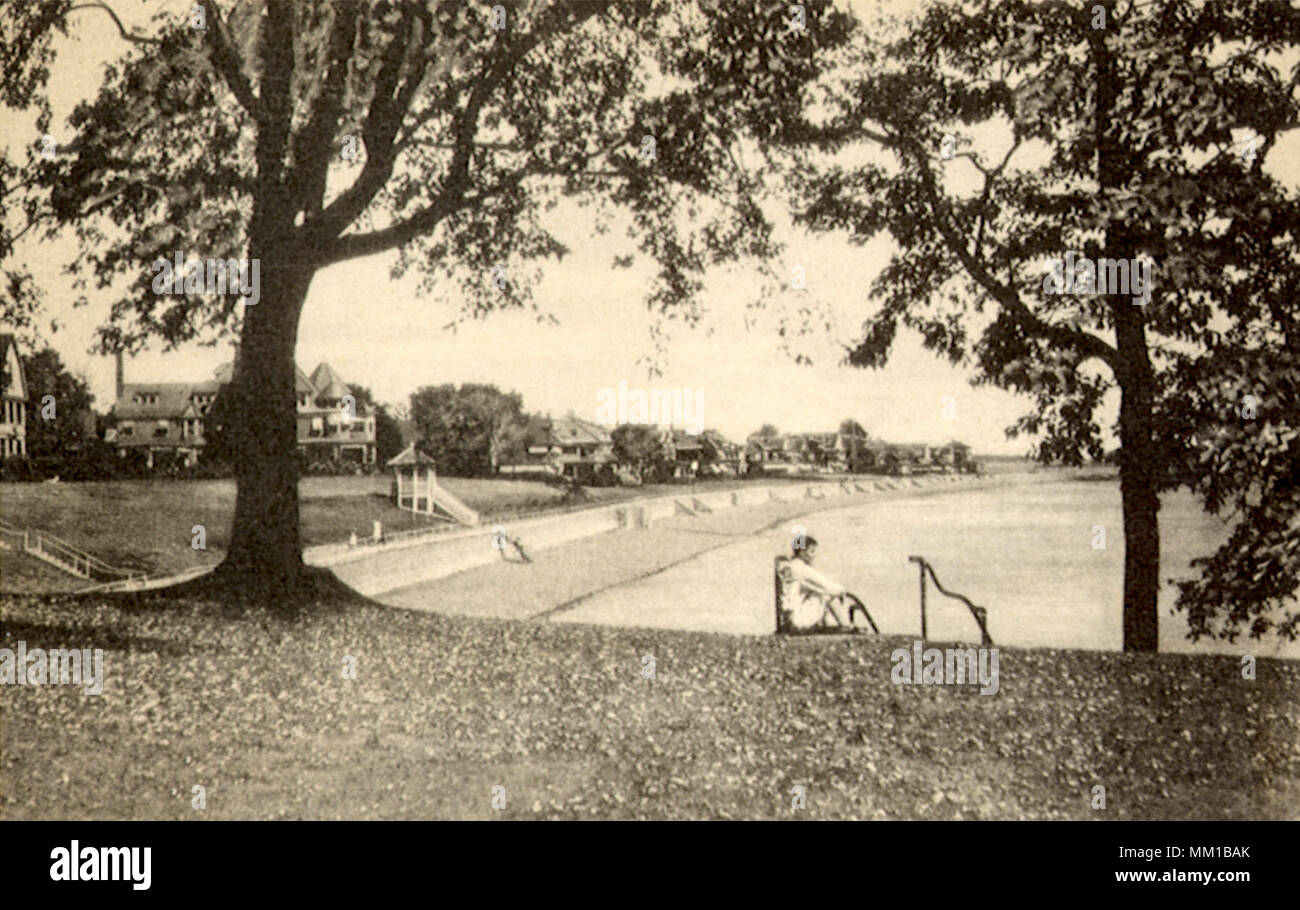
427;483;480;526
0;520;146;584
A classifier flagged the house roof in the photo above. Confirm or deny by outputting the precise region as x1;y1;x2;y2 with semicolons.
386;443;437;467
309;361;342;389
219;359;324;395
700;429;740;452
308;362;352;400
116;358;367;419
114;382;219;419
1;333;27;402
548;415;611;447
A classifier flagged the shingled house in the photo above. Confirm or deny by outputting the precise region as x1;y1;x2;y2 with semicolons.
666;427;742;477
110;354;375;468
294;361;376;465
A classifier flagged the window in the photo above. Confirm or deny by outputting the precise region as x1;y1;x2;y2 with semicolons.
120;423;134;437
154;421;169;438
309;417;323;438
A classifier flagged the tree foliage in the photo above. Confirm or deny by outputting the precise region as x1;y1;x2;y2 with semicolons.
348;384;404;466
781;0;1300;645
409;382;524;477
611;422;669;482
0;0;852;597
20;345;95;457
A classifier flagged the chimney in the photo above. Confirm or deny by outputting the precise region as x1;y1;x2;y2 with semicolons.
115;350;125;400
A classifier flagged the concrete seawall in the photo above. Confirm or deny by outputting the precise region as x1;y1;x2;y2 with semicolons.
308;474;993;598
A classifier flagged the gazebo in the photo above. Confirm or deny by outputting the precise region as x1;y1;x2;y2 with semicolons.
387;443;439;515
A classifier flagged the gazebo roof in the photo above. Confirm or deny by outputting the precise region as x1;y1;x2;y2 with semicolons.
386;443;437;468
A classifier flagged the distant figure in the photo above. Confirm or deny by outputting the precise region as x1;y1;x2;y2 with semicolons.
349;532;358;548
497;532;532;564
777;535;848;630
372;520;383;544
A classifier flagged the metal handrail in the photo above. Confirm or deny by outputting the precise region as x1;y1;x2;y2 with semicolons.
3;520;144;581
28;530;142;579
0;520;28;549
907;555;993;646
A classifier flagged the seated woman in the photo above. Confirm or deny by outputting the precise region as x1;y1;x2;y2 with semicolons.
776;535;849;631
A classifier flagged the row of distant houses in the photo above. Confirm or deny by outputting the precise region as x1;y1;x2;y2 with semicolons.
500;414;741;483
746;431;972;475
501;412;973;482
2;334;972;479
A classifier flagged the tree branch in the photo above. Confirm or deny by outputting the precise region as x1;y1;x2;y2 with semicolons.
308;3;604;252
317;167;535;266
303;3;434;243
289;0;363;217
901;135;1119;369
69;2;160;46
199;0;264;124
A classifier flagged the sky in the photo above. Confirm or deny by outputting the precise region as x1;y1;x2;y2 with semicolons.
4;0;1295;456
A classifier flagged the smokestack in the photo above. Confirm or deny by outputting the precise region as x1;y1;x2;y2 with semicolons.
115;350;124;400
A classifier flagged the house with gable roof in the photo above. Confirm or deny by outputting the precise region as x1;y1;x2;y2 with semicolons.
110;351;375;468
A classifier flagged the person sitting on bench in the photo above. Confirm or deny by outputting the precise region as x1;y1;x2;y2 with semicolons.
778;535;850;630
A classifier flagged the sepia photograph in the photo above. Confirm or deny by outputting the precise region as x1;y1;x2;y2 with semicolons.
0;0;1297;887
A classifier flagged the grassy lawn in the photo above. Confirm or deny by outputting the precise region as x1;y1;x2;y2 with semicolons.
2;588;1296;820
0;473;822;589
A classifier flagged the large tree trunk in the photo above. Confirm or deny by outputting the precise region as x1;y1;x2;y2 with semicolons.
1114;316;1161;652
214;0;311;603
216;244;312;602
1094;2;1159;651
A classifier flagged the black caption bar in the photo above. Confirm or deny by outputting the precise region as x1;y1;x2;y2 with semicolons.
1;820;1284;898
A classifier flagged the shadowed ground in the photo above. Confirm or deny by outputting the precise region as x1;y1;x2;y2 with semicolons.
3;589;1296;820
